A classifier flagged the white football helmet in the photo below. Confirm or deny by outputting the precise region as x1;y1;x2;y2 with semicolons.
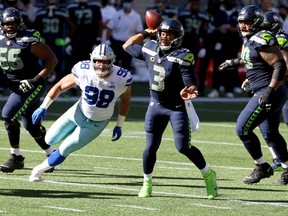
90;44;116;77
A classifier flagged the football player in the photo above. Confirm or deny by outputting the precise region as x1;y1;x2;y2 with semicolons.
0;7;58;173
123;18;218;199
219;5;288;185
29;44;132;182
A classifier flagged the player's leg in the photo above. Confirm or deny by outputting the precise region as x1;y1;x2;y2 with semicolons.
0;93;25;173
138;103;168;197
236;92;273;184
170;109;217;199
29;104;109;181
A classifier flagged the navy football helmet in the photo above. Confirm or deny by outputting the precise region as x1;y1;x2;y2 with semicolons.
263;11;283;34
237;5;264;38
0;7;23;38
157;18;184;51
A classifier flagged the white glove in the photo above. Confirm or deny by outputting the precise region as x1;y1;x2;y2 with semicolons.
66;45;73;55
241;79;251;92
19;80;34;93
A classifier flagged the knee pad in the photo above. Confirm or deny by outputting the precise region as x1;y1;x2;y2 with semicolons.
29;125;46;139
3;119;21;132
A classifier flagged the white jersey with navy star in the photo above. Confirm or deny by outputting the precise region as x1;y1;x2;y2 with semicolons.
71;60;133;121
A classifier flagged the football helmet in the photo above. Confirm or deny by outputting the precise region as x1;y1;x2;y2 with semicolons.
237;5;264;38
0;7;23;39
157;18;184;51
263;11;283;34
90;44;116;77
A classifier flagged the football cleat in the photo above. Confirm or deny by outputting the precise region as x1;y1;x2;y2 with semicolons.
275;168;288;185
203;169;218;200
243;163;273;184
29;168;43;182
138;178;153;197
0;154;25;173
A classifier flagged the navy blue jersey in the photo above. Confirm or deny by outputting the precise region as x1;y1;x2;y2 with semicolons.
66;2;102;44
241;30;278;92
0;29;42;83
126;40;196;108
34;7;69;46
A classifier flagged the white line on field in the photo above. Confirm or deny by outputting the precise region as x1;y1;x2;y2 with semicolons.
43;206;84;212
115;204;159;211
190;203;232;209
1;175;287;208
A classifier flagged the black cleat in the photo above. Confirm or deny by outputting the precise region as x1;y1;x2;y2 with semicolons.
275;168;288;185
243;163;274;184
0;154;25;173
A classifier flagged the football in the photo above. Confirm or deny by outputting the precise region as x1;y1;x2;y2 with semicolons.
145;10;163;30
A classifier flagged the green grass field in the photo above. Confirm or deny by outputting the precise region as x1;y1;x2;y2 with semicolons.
0;99;287;216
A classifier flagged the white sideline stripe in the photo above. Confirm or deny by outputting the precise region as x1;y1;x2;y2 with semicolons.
0;148;252;171
191;203;232;209
0;176;287;208
115;204;159;211
43;206;84;212
93;166;126;170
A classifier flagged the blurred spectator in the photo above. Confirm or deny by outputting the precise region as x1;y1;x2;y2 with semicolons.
106;0;143;73
147;0;177;19
34;0;75;84
207;0;242;98
279;5;288;33
19;0;38;23
258;0;278;13
197;0;221;96
66;0;102;65
100;0;116;45
178;0;209;58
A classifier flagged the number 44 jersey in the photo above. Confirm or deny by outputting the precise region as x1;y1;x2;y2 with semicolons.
71;60;133;121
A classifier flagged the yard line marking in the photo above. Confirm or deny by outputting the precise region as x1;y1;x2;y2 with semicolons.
191;203;232;209
43;206;84;212
0;176;287;208
93;166;126;170
115;204;159;211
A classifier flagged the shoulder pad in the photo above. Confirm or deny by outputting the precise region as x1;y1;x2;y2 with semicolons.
251;30;276;47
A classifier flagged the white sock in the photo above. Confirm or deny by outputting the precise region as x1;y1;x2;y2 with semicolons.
11;148;21;156
144;173;152;179
254;156;266;165
281;161;288;169
44;146;54;156
33;159;52;173
200;165;209;176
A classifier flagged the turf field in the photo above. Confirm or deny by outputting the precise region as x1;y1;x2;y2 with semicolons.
0;97;287;216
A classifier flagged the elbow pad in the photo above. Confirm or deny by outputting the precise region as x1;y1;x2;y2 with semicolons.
271;59;286;81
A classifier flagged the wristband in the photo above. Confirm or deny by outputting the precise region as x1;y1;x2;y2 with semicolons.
65;37;71;45
140;31;150;39
40;97;54;109
116;115;126;127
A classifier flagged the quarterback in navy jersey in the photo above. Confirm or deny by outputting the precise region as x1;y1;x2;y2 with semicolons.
219;5;288;185
123;18;218;199
0;7;58;173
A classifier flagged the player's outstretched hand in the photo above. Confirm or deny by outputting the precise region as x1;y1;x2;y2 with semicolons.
180;86;198;100
32;108;46;124
111;126;122;141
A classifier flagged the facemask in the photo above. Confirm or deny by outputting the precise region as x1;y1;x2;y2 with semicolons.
123;2;132;9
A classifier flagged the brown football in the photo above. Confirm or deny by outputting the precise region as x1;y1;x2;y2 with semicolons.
145;10;163;30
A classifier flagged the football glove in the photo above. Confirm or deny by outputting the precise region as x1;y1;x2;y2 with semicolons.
32;108;46;124
259;86;275;112
111;126;122;141
19;75;44;93
218;58;240;71
241;79;251;92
